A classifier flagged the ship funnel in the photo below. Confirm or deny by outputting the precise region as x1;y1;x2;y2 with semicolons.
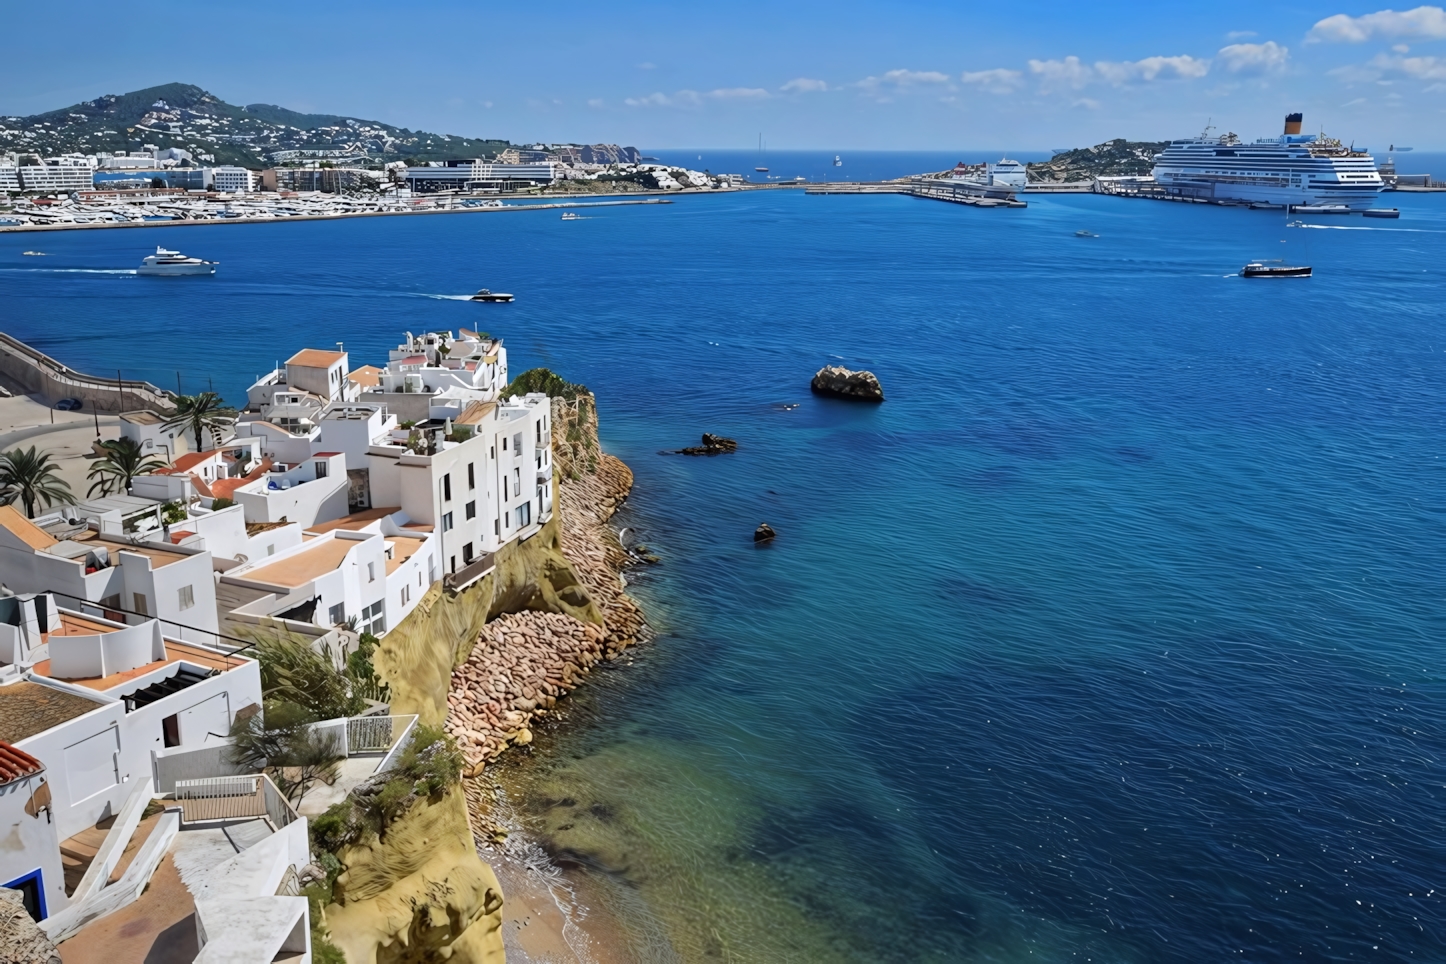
1283;112;1303;135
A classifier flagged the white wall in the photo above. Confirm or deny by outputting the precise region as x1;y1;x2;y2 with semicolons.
48;619;164;680
117;548;219;637
0;773;67;919
14;690;127;841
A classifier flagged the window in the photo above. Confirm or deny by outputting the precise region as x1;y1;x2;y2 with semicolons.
463;542;474;564
501;437;507;451
494;520;499;536
177;585;195;611
132;593;148;616
504;511;510;528
536;421;542;443
314;461;328;478
329;602;346;625
442;512;454;532
450;555;456;573
465;501;476;520
267;544;276;556
401;584;410;606
513;467;521;497
428;559;436;584
513;432;523;455
367;562;376;583
516;501;532;527
443;473;452;501
490;445;496;459
468;463;475;489
162;713;181;748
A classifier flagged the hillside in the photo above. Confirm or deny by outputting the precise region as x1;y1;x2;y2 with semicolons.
1027;138;1168;182
0;82;512;168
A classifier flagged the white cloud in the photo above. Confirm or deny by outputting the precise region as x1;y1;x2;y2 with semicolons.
1394;43;1412;50
1028;56;1093;89
1073;97;1101;109
587;98;605;108
1226;30;1258;40
1343;96;1369;105
1307;5;1446;42
1217;41;1290;74
708;87;771;100
1333;50;1446;81
960;68;1024;93
781;77;829;92
624;90;702;108
1095;54;1211;85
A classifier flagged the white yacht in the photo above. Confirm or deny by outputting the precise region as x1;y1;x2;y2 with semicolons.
137;246;218;276
1151;114;1382;210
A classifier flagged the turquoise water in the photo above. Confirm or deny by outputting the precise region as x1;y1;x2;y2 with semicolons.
4;184;1446;961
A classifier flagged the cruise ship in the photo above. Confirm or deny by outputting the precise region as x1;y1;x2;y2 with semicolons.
1151;114;1382;210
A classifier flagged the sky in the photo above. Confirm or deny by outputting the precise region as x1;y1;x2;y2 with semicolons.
4;1;1444;150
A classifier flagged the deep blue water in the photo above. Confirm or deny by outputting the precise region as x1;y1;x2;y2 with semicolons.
645;149;1052;183
3;188;1446;962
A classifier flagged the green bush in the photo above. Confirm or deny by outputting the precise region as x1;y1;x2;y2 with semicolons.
209;497;235;510
503;367;588;400
160;500;187;524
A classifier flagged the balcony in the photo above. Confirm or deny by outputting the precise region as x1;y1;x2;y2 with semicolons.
443;550;496;593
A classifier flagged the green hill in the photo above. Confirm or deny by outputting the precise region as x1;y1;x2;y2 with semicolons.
1027;139;1168;183
0;82;512;168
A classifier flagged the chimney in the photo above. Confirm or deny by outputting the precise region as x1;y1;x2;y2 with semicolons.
1283;113;1303;136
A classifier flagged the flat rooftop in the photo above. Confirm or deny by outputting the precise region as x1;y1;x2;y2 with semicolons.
0;681;105;742
305;506;400;535
385;536;425;575
32;637;242;691
72;532;192;568
234;537;355;588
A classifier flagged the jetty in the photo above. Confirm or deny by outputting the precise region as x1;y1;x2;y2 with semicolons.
805;180;1027;208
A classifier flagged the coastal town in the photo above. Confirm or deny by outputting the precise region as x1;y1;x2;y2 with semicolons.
0;323;639;960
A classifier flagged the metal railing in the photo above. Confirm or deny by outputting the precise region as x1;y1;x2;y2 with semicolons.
173;772;298;828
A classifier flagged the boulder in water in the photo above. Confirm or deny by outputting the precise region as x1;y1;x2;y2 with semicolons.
811;366;884;402
676;433;739;455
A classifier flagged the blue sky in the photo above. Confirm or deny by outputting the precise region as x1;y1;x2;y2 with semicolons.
6;1;1444;149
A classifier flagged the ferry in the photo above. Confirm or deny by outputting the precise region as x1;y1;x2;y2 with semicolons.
1152;114;1383;211
137;246;217;276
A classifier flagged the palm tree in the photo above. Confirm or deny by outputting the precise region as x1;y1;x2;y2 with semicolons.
87;438;169;497
0;447;75;518
162;392;237;453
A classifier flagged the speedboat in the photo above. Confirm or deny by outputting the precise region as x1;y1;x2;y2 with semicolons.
470;289;514;302
21;251;45;256
560;212;581;220
1363;208;1400;219
1241;261;1311;278
1075;230;1099;238
137;246;217;276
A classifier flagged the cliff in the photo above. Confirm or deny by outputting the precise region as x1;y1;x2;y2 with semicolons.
317;390;640;964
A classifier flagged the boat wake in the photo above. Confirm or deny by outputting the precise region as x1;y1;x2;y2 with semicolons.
0;267;137;274
423;294;479;301
1289;224;1446;233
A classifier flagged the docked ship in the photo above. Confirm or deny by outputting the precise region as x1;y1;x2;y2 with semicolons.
136;247;218;276
1151;113;1382;210
932;158;1029;200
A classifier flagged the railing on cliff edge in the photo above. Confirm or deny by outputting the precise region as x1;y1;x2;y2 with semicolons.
0;330;176;412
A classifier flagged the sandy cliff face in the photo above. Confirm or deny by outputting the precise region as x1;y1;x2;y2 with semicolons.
321;392;639;964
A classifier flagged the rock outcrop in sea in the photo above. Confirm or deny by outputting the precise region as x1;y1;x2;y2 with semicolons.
811;365;884;401
754;523;777;542
675;433;738;455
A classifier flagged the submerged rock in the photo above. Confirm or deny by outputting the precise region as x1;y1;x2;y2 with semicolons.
676;433;739;455
754;523;777;543
810;365;884;402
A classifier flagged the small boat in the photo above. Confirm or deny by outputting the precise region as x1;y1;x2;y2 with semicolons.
755;167;769;173
834;155;842;167
21;251;45;256
560;212;581;220
1075;230;1099;238
470;289;514;302
137;246;217;276
1363;208;1400;219
1241;261;1311;278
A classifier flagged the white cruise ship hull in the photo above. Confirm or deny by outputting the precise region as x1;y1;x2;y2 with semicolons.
1151;134;1383;211
137;262;216;276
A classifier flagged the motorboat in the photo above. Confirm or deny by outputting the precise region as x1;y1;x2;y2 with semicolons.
470;289;514;302
560;212;581;220
1363;208;1400;219
1075;230;1099;238
21;251;45;256
137;246;217;276
1290;204;1351;215
755;167;769;173
1241;261;1311;278
834;155;843;167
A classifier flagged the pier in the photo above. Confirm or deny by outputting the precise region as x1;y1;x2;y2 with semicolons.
805;181;1028;208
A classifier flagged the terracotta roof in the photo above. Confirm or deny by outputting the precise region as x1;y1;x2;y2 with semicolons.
168;451;216;472
305;506;400;534
234;536;358;589
347;365;383;388
286;349;346;368
312;451;342;457
210;458;273;500
384;536;424;575
0;505;58;551
0;741;43;786
0;681;105;743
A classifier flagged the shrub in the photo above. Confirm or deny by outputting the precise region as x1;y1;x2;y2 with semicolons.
503;367;588;400
209;497;235;510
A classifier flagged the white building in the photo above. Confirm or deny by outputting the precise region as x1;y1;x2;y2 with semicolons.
211;166;257;193
362;329;509;422
404;161;558;193
18;155;96;193
0;156;20;193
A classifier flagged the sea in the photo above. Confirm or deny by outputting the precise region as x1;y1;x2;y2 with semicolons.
3;153;1445;962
